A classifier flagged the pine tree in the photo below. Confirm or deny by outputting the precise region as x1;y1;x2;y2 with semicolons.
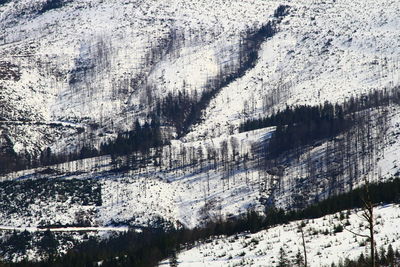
295;249;304;267
278;246;289;267
37;229;59;260
387;244;395;266
379;246;386;265
358;253;366;265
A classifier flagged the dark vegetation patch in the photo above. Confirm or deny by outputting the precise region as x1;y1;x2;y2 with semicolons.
1;230;79;263
37;0;71;15
0;0;11;6
100;116;163;156
0;62;21;81
240;86;400;158
0;178;101;219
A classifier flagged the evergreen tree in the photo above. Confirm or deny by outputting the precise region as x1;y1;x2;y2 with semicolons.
37;230;59;260
278;246;289;267
387;244;395;266
379;246;386;265
358;253;366;265
295;249;304;267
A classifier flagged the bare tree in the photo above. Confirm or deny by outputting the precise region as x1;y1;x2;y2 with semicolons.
343;179;375;267
298;222;308;267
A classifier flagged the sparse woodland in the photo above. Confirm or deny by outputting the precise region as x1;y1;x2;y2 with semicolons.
0;0;399;266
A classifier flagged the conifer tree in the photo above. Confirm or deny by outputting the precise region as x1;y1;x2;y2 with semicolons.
278;246;289;267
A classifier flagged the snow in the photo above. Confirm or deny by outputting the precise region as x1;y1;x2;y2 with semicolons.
0;0;399;263
376;106;400;178
0;127;275;230
0;226;129;232
1;0;398;156
162;204;400;267
0;0;280;155
185;0;400;141
1;104;400;230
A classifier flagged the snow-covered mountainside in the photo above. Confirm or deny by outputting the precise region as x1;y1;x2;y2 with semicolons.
0;127;273;229
0;0;280;156
162;204;400;267
186;0;400;140
0;0;400;264
0;0;399;156
1;105;400;231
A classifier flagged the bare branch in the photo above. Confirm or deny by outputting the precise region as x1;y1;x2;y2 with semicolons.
343;226;370;239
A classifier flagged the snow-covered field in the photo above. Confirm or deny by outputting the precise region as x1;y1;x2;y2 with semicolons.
161;204;400;267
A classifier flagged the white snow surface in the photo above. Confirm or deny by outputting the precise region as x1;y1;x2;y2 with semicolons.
0;226;129;232
0;127;275;229
161;204;400;267
0;0;399;263
0;0;399;154
1;105;400;230
185;0;400;141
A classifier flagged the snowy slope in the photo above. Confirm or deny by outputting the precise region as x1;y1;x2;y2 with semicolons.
0;127;274;229
0;106;399;262
1;0;399;156
0;0;279;155
163;204;400;267
185;0;400;141
0;0;399;263
1;103;400;230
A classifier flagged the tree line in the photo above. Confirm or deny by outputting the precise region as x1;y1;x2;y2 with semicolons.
0;117;164;175
2;177;399;267
100;117;163;156
241;85;400;160
241;86;400;134
329;244;400;267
